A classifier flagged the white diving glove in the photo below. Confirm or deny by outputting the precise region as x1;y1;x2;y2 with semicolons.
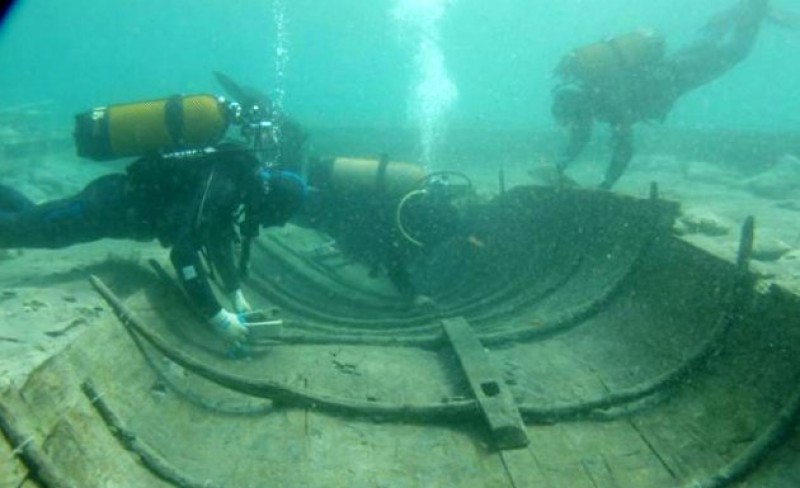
208;308;249;343
230;289;253;314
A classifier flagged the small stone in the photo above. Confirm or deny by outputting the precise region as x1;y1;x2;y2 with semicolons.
752;238;793;262
744;154;800;200
672;220;690;236
678;210;732;237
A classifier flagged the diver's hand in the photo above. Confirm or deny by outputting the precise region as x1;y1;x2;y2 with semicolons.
230;289;253;314
208;309;249;343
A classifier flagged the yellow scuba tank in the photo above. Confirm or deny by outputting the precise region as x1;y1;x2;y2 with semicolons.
308;156;426;200
556;30;665;84
74;94;229;161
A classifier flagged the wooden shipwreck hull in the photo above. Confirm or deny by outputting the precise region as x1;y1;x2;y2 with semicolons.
2;185;800;487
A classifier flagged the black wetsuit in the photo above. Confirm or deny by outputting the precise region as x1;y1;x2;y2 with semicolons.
302;186;419;299
301;160;462;300
0;143;265;318
555;0;769;189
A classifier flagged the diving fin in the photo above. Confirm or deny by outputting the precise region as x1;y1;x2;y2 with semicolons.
767;8;800;30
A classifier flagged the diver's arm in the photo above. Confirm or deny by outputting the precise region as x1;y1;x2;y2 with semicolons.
170;237;223;318
384;244;416;301
385;251;437;308
205;224;241;295
386;261;416;300
202;172;250;312
171;239;249;344
601;123;634;190
206;226;255;313
556;118;592;173
169;170;239;318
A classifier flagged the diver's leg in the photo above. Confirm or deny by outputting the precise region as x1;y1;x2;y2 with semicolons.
672;0;768;94
600;124;633;190
0;196;88;248
0;184;34;212
769;8;800;30
0;174;135;249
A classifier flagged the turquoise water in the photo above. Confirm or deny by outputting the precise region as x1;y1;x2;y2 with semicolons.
0;0;798;175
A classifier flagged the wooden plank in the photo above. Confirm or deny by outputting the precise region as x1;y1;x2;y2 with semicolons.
500;445;557;488
628;411;732;485
442;317;529;450
501;423;608;488
499;417;686;488
559;420;676;488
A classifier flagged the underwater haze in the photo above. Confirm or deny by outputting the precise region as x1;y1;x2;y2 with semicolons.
1;0;798;134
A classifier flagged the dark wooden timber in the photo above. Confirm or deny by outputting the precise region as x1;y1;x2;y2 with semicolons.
442;317;529;450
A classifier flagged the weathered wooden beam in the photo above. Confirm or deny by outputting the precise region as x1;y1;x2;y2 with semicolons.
442;317;529;450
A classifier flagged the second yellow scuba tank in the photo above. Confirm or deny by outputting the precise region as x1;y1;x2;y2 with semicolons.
74;94;229;161
308;156;426;200
556;30;665;84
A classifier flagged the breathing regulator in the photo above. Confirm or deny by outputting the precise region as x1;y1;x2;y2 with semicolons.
306;156;472;248
222;97;278;156
395;171;473;247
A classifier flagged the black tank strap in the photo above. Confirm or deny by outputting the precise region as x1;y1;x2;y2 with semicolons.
375;153;390;195
164;95;184;147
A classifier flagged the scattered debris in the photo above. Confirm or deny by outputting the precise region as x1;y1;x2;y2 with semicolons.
45;318;88;337
744;153;800;200
674;209;732;236
22;299;48;312
752;238;793;262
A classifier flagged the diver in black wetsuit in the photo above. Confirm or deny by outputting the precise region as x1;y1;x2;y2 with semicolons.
0;141;306;344
301;157;464;308
551;0;773;190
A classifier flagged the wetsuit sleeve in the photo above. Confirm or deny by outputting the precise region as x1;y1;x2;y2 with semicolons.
199;167;246;297
205;224;241;294
385;250;416;300
167;166;237;319
556;117;592;172
170;236;222;318
602;123;633;190
382;226;417;299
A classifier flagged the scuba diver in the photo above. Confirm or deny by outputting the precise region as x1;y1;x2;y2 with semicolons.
551;0;775;189
300;156;467;308
0;75;308;346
